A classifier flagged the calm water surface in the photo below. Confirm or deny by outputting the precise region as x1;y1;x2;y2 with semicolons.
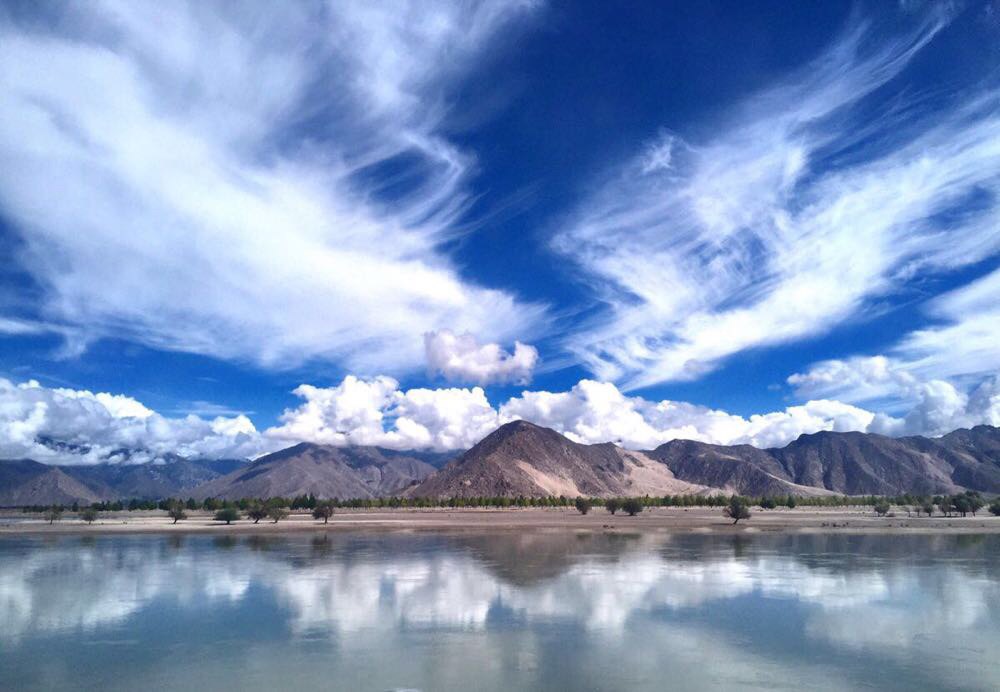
1;531;998;691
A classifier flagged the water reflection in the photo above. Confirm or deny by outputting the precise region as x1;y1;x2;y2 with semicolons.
1;532;997;691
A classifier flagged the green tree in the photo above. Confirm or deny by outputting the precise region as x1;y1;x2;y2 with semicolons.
605;498;621;515
785;495;797;509
723;496;750;524
873;501;891;517
214;508;240;525
246;504;268;524
79;508;98;524
44;507;63;524
622;498;643;516
938;497;953;517
268;507;289;524
990;501;1000;517
952;495;972;517
312;503;335;524
574;497;592;515
965;493;985;516
760;497;777;510
921;501;935;517
168;506;188;524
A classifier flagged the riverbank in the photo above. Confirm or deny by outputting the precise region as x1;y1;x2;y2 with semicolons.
2;506;999;535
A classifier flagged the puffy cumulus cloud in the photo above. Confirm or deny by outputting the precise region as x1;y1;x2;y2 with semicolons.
553;11;1000;390
499;379;879;449
265;376;500;451
424;330;538;385
789;356;1000;437
268;376;886;451
0;378;266;465
0;1;544;374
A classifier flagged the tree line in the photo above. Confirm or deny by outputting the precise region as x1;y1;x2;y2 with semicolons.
24;490;1000;525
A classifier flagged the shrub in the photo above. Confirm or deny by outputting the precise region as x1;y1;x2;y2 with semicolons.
574;497;592;515
246;504;269;524
214;508;240;525
723;496;750;524
312;503;335;524
167;506;188;524
759;497;777;510
622;498;643;516
79;508;98;524
44;507;63;524
605;498;621;515
873;501;891;517
990;501;1000;517
268;507;289;523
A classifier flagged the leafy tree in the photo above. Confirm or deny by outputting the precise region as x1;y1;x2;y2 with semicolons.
185;497;199;510
760;497;777;510
622;498;643;516
168;506;188;524
873;501;891;517
312;503;335;524
723;496;750;524
990;501;1000;517
785;495;797;509
79;508;98;524
605;498;621;515
268;507;289;523
214;508;240;525
938;497;953;517
965;492;985;516
574;497;592;515
246;504;269;524
921;501;935;517
952;495;972;517
44;507;63;524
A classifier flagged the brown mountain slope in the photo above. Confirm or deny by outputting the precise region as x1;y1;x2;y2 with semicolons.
645;440;835;497
647;425;1000;496
411;420;707;499
0;461;105;506
192;443;436;500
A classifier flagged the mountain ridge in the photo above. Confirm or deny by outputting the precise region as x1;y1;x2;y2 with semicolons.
2;423;999;506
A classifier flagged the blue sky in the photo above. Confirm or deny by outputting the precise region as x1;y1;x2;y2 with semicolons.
1;0;999;462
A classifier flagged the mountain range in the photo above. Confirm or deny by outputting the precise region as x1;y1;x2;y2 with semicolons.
1;422;998;506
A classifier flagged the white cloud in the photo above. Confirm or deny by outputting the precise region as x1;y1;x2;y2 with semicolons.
424;329;538;384
0;378;266;465
268;376;890;451
553;12;1000;390
0;0;543;374
265;376;500;451
788;267;1000;437
4;371;994;465
499;379;880;449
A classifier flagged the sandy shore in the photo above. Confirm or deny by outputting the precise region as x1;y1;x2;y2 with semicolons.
1;506;998;536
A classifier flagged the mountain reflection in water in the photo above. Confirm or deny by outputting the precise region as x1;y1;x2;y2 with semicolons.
1;532;997;691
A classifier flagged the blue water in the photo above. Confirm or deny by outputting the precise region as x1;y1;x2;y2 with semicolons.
1;532;997;691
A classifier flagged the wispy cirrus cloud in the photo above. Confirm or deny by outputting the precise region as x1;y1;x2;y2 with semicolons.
0;0;544;374
553;10;1000;391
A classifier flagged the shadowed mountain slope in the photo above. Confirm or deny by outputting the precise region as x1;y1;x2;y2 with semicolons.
191;443;437;500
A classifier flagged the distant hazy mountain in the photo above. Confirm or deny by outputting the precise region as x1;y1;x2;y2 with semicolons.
190;443;437;500
646;425;1000;496
0;456;246;506
0;460;105;506
410;420;707;499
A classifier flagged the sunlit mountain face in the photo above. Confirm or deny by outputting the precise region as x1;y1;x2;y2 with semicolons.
2;532;998;690
1;1;999;463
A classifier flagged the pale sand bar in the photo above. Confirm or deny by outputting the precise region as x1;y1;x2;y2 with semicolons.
2;506;999;536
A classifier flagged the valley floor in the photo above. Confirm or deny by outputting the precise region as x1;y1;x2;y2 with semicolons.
2;506;999;535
